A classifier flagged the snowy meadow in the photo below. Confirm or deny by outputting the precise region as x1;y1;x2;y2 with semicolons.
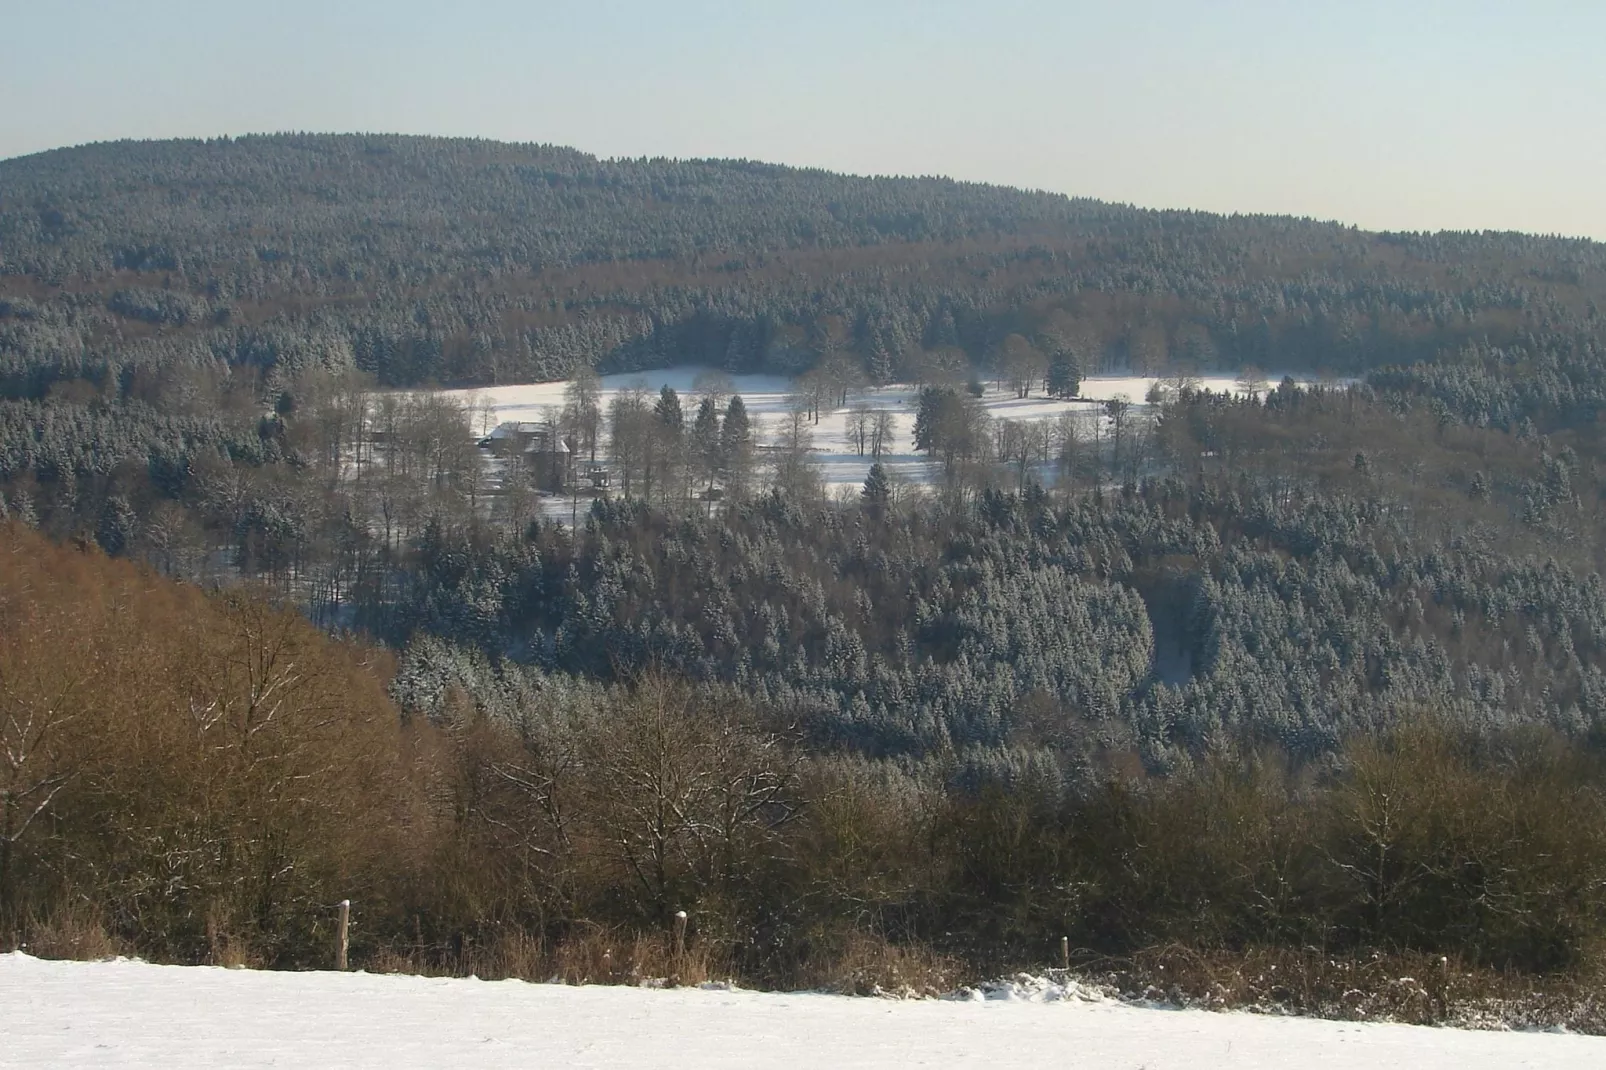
3;953;1600;1069
441;367;1292;500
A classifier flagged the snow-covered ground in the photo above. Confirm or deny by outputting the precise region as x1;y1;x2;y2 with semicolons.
2;954;1597;1069
443;367;1302;509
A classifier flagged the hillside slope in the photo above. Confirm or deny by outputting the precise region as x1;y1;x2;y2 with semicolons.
3;133;1605;389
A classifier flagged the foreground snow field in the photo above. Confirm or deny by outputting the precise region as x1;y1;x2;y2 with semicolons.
2;954;1598;1069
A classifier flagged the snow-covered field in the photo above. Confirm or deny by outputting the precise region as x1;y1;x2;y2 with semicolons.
444;367;1291;507
2;954;1597;1068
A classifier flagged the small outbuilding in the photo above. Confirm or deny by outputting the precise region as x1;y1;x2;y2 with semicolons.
484;421;547;456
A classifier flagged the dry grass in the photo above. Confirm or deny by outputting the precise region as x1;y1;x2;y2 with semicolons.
546;927;720;988
15;911;128;962
201;908;257;968
1087;944;1606;1034
361;924;721;989
796;930;964;998
356;925;958;998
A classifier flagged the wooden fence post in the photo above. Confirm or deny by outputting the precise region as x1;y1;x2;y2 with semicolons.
336;899;350;971
1060;935;1070;972
673;910;688;960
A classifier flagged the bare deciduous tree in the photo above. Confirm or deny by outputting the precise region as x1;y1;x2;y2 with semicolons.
585;675;796;922
870;410;895;460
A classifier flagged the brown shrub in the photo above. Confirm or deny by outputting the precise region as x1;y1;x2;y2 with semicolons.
795;929;963;997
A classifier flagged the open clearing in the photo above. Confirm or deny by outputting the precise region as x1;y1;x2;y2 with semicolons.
2;953;1597;1068
442;368;1293;497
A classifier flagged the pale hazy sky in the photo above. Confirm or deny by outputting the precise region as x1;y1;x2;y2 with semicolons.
4;0;1602;238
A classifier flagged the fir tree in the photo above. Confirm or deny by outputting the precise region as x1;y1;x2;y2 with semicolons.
861;462;891;517
654;385;684;434
721;394;753;495
692;395;721;491
1047;356;1081;399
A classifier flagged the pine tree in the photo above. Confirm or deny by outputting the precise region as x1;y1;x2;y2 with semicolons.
654;385;684;434
913;387;943;453
692;395;721;492
95;495;138;556
721;395;753;496
861;462;891;517
1047;355;1080;399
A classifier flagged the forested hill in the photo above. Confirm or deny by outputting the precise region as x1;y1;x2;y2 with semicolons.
16;135;1606;1002
9;133;1606;767
4;132;1606;391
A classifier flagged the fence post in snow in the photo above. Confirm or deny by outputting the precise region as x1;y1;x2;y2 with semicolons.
1060;936;1069;972
673;910;688;960
336;900;350;971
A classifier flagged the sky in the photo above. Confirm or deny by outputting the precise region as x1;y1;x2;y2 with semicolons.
3;0;1603;239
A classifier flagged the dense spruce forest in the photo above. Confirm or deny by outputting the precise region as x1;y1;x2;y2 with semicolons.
7;134;1606;1013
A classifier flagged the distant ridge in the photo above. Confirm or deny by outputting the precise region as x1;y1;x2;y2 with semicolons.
1;131;1603;389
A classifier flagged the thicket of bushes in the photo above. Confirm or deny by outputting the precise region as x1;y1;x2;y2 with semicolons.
0;522;410;966
5;521;1606;1017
